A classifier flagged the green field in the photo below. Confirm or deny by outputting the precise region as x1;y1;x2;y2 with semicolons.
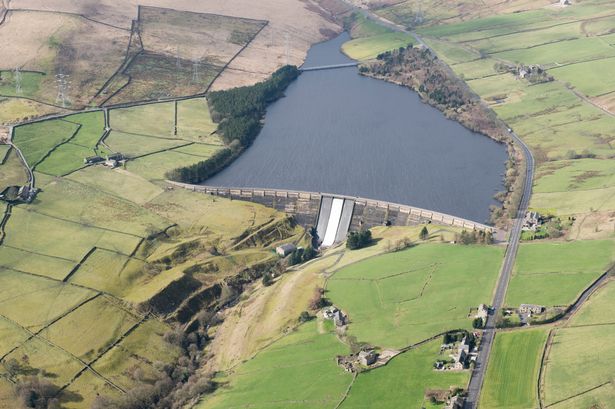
106;130;191;158
200;321;352;409
480;329;547;409
126;148;222;181
110;103;175;138
176;98;220;142
544;280;615;407
0;147;28;190
342;32;415;60
340;339;468;409
327;243;503;348
0;70;44;98
506;240;615;307
13;119;79;167
550;57;615;97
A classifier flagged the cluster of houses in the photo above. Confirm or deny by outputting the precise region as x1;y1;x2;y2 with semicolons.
84;153;124;169
436;335;477;371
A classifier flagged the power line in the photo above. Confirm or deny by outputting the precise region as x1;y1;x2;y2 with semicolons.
55;73;71;108
192;55;201;83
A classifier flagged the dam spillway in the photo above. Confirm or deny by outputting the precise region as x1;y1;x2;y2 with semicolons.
169;182;495;245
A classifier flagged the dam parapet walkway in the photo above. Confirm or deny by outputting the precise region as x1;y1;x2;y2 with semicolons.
168;182;494;245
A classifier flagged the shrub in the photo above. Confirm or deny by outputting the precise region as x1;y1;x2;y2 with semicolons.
347;229;372;250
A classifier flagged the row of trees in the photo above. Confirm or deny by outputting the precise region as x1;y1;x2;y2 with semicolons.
166;65;300;184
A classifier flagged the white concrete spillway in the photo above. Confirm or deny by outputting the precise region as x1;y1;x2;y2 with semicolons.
321;198;345;246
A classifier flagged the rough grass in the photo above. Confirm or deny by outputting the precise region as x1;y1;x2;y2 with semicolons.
67;248;146;298
0;245;75;281
506;240;615;307
480;329;547;409
0;317;30;357
3;206;141;261
2;337;85;386
200;320;352;409
60;369;120;409
0;268;96;333
327;243;503;348
342;32;415;60
41;296;140;362
30;175;170;237
67;166;163;205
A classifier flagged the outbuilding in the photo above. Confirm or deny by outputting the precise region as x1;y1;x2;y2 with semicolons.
276;243;296;257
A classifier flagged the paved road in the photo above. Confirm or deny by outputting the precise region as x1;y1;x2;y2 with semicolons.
337;3;536;407
465;130;534;408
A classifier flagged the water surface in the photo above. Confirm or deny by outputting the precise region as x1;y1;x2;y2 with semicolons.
207;33;506;223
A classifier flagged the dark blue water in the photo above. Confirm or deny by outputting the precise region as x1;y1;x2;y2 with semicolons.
207;33;507;223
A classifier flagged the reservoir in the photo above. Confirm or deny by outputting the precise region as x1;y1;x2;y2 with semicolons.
207;33;507;223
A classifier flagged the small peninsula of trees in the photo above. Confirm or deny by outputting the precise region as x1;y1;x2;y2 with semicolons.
166;65;300;184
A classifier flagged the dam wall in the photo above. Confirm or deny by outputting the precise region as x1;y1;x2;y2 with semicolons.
168;182;494;244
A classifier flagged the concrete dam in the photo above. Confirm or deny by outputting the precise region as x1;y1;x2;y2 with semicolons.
169;182;494;246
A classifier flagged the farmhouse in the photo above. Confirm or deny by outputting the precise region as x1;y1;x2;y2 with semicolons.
476;304;489;319
358;350;378;366
276;243;296;257
522;211;542;231
322;306;346;327
84;155;104;164
446;395;465;409
519;304;545;314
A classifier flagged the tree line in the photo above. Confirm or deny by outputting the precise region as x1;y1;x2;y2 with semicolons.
166;65;300;184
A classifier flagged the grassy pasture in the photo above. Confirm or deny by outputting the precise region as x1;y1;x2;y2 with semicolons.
60;369;120;409
349;13;392;39
200;321;352;409
41;296;140;362
423;38;481;64
28;176;170;237
67;166;163;205
531;185;615;216
176;98;220;143
0;147;28;190
550;57;615;97
469;21;583;55
342;32;415;60
543;280;615;406
450;58;500;80
545;324;615;406
36;112;108;176
126;148;221;181
13;119;79;167
2;337;84;386
0;70;43;98
110;103;175;138
4;206;141;261
0;246;75;281
340;339;468;409
118;319;181;364
327;243;503;348
0;268;96;332
0;317;30;356
68;248;146;298
493;36;615;66
106;130;190;158
480;329;547;409
506;240;614;307
569;279;615;326
533;159;615;193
